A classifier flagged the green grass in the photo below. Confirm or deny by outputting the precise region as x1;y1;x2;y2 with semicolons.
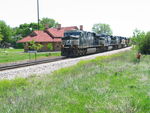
0;49;150;113
0;48;60;63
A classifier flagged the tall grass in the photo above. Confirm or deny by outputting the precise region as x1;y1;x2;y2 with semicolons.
0;49;150;113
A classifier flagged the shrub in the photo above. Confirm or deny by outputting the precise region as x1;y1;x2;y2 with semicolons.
139;32;150;54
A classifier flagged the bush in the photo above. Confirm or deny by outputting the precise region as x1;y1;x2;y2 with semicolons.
139;32;150;54
15;43;24;48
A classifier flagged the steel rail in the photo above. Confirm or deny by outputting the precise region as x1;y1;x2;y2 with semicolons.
0;56;66;71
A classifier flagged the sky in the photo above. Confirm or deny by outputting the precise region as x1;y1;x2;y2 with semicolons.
0;0;150;37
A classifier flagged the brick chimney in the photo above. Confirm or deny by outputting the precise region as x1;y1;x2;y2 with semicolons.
80;25;83;30
45;24;49;29
57;24;61;30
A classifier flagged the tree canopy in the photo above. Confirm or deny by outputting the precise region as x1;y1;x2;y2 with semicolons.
40;17;59;28
138;31;150;54
92;23;113;35
131;29;145;45
0;20;13;47
0;31;3;42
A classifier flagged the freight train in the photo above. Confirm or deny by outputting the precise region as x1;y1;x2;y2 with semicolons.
61;30;130;57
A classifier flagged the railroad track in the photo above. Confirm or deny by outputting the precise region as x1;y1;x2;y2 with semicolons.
0;56;66;71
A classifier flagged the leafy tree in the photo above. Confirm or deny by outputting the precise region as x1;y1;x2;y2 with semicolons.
131;29;145;45
28;40;43;60
14;23;33;38
0;32;3;42
13;23;44;38
36;43;43;51
40;17;59;28
0;20;13;47
139;32;150;54
29;23;44;31
28;40;37;51
92;23;113;35
47;43;53;51
47;43;53;56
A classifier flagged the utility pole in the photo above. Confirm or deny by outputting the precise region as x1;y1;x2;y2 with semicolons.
37;0;40;30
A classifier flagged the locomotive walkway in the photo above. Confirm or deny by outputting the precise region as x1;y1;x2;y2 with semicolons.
0;47;132;80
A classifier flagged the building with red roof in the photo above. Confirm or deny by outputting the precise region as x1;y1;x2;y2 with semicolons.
17;25;78;51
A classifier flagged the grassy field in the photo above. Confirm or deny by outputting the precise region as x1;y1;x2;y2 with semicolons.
0;49;61;63
0;49;150;113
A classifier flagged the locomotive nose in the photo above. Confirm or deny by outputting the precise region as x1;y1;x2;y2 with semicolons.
66;40;71;45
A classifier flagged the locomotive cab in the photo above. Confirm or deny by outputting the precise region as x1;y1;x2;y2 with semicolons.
61;30;83;57
62;30;81;47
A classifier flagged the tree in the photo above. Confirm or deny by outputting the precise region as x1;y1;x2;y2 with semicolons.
131;29;146;51
47;43;53;56
138;32;150;54
40;17;59;28
0;32;3;42
131;29;145;45
28;40;43;60
92;23;113;35
13;22;44;38
29;22;44;31
0;20;13;47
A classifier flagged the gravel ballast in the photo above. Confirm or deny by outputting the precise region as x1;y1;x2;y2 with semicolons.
0;47;131;80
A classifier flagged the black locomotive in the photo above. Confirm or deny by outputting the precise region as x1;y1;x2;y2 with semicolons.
61;30;130;57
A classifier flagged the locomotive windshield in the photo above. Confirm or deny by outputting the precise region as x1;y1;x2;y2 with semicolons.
64;32;81;37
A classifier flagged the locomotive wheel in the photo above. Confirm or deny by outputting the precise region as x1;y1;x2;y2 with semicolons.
79;49;82;56
70;49;75;57
84;49;87;55
76;49;80;57
82;49;85;56
96;47;101;53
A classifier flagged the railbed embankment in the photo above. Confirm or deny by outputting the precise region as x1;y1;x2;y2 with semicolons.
0;47;132;80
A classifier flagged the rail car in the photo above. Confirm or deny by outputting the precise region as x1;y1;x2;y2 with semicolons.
61;30;130;57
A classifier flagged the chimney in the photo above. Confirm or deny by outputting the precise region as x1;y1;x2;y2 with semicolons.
80;25;83;30
57;24;61;30
45;24;49;29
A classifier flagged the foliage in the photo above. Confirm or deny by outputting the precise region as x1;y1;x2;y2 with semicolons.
0;20;13;47
28;40;37;51
138;32;150;54
0;33;3;42
131;29;146;46
130;29;150;54
92;23;113;35
47;43;53;51
28;40;43;51
40;17;59;28
13;23;43;38
47;43;53;56
36;43;43;51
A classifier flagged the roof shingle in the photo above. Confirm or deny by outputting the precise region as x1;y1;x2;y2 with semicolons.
17;26;78;43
